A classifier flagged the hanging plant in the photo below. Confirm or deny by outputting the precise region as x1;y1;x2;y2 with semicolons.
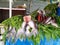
1;10;60;45
44;3;57;18
31;9;39;20
2;15;23;42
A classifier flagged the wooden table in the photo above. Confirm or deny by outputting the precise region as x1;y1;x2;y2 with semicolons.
0;8;26;23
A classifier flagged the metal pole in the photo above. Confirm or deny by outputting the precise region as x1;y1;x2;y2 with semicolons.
9;0;13;18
